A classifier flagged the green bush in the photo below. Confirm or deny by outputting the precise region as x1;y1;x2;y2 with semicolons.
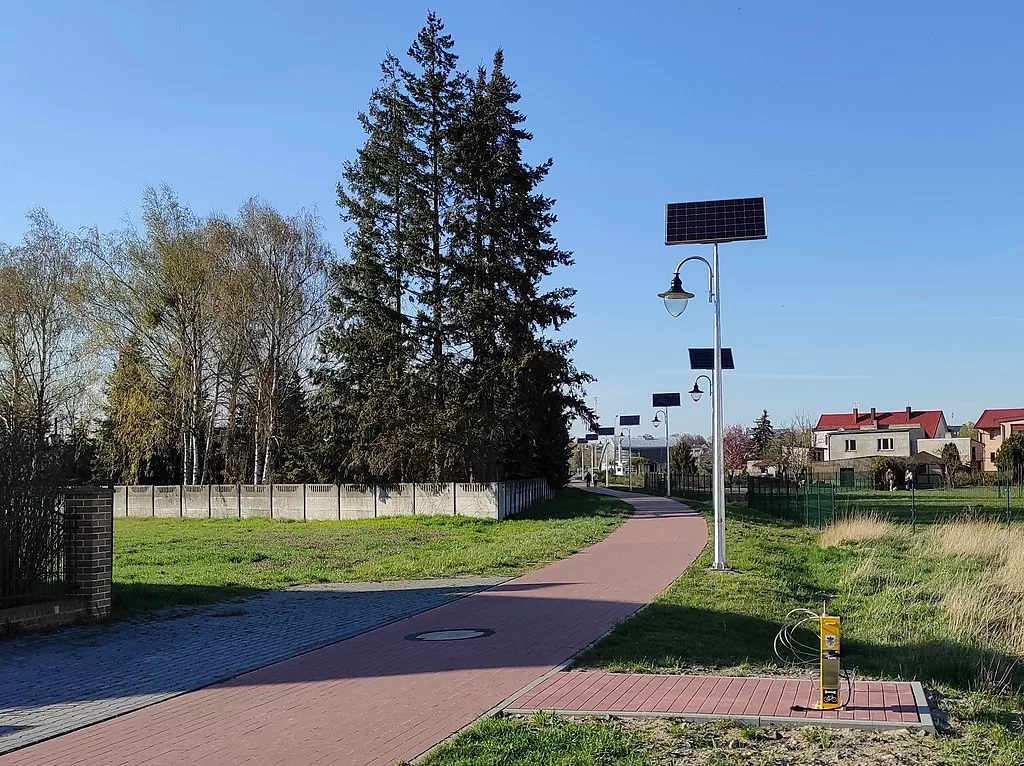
871;456;909;488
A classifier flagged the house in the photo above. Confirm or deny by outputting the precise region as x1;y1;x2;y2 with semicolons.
916;436;983;470
974;408;1024;471
813;406;948;463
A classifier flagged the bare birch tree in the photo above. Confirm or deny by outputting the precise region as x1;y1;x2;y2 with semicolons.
0;209;95;481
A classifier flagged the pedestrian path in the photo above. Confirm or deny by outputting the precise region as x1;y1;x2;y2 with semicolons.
504;671;935;732
1;489;708;766
0;578;504;755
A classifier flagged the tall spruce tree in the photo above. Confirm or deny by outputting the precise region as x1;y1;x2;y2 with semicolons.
314;15;590;485
399;12;466;480
751;409;775;460
448;50;588;483
315;52;426;481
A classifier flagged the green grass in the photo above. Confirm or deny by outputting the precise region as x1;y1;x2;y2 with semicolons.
834;486;1021;523
574;497;1024;765
416;711;658;765
112;488;630;618
426;497;1024;764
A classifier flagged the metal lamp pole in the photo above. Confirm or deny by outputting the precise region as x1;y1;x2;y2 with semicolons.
620;428;633;490
659;248;728;570
653;407;670;497
689;374;713;492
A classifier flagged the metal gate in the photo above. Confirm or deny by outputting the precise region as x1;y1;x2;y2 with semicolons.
0;492;74;609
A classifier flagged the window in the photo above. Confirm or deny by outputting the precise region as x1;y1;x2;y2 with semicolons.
991;452;997;463
878;438;894;451
844;439;857;451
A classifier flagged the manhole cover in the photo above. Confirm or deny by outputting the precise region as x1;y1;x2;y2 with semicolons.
406;628;495;642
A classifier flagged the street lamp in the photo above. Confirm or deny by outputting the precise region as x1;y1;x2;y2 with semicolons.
652;408;670;497
662;198;766;570
619;428;633;490
659;252;724;569
617;415;641;491
689;374;712;403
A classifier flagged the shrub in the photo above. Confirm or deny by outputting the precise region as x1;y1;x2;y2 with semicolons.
871;456;909;489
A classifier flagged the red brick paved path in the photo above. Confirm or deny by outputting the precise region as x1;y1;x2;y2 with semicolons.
3;489;707;766
505;671;932;730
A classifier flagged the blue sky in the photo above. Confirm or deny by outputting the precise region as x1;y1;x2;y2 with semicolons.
2;1;1022;438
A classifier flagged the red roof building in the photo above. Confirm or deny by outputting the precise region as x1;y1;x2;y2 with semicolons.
814;407;945;439
973;408;1024;471
975;408;1024;431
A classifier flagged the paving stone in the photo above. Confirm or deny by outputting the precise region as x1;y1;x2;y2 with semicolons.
0;577;503;754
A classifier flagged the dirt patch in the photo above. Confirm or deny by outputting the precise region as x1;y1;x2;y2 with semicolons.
638;719;943;765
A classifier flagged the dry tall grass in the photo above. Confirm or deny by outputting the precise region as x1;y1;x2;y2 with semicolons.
934;520;1024;561
941;579;1024;656
820;515;906;548
931;519;1024;658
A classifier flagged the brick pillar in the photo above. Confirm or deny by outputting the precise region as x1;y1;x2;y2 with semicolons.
66;487;114;622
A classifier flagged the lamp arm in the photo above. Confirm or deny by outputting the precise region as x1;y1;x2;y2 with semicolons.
695;374;713;392
672;255;715;301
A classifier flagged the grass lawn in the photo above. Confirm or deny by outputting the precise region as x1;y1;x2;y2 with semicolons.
834;486;1022;523
112;487;630;618
425;498;1024;765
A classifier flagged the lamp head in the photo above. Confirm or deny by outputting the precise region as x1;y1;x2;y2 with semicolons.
652;412;661;427
657;273;694;318
689;382;703;402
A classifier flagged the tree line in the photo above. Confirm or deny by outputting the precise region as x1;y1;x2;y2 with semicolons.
0;13;589;491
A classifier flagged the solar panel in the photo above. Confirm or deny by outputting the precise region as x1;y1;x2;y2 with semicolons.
597;426;616;436
652;393;681;407
576;437;588;445
688;348;735;370
619;415;641;426
585;433;599;441
666;197;767;245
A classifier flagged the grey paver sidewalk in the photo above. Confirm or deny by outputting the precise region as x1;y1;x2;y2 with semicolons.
0;577;503;754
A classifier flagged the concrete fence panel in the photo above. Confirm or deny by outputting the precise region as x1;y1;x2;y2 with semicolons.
127;485;154;517
240;485;271;518
305;484;339;521
456;483;498;518
211;485;240;518
114;485;128;517
340;484;375;520
182;485;211;518
415;483;455;516
272;484;304;520
153;485;181;518
115;479;550;523
376;484;414;517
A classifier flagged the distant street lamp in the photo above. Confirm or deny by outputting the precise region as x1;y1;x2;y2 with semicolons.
619;428;633;490
652;408;671;497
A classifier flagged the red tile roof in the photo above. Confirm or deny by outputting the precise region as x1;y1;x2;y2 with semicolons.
815;410;944;438
975;408;1024;430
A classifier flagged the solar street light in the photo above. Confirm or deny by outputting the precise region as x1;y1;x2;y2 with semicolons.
662;197;767;572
